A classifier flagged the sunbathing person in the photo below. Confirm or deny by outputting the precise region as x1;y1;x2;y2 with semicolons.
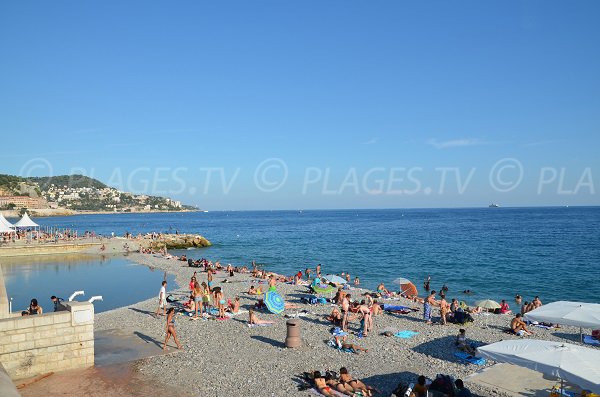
312;371;351;397
227;296;240;314
333;335;368;353
455;329;477;355
338;367;377;396
248;309;274;326
247;285;261;295
511;313;533;336
328;307;342;325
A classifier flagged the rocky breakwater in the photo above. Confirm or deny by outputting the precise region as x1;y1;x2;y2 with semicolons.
149;234;211;250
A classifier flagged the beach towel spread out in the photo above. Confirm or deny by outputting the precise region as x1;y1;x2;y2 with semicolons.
454;351;486;365
394;330;419;339
583;335;600;346
382;304;412;311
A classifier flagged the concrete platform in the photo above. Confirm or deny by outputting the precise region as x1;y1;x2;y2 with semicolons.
17;328;187;397
94;328;176;367
467;363;580;397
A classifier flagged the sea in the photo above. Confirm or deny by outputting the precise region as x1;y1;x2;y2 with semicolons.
3;207;599;312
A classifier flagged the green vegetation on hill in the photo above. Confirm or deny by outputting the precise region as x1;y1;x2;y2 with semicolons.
27;175;107;190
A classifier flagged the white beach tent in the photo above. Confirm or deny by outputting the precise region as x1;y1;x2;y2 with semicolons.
0;213;14;229
478;339;600;394
14;212;39;228
0;222;15;234
524;301;600;342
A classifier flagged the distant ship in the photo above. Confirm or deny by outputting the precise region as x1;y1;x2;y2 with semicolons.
489;203;500;208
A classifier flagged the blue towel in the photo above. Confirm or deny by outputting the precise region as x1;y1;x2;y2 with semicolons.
454;351;486;365
394;330;419;339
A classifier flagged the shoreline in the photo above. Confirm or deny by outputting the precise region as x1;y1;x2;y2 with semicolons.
1;209;202;218
88;251;586;397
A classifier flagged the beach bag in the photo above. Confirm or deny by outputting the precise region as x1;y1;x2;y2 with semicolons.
429;375;454;396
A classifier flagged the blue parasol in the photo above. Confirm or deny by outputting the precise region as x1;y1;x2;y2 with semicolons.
323;274;347;284
264;291;285;314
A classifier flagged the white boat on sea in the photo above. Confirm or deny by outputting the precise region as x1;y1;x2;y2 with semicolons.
489;203;500;208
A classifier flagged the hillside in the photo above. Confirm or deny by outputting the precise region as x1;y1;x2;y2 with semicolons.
0;173;196;213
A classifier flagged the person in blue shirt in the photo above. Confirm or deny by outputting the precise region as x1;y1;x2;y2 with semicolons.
455;379;473;397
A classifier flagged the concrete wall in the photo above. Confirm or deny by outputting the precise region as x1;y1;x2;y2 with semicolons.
0;243;100;258
0;362;19;397
0;301;94;379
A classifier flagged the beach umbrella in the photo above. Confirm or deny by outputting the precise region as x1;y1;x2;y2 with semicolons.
312;284;336;294
322;274;347;284
393;277;418;297
475;299;501;310
524;301;600;342
478;339;600;394
264;291;285;314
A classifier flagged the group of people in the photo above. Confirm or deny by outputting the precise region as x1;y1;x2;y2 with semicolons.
21;295;65;316
312;368;377;397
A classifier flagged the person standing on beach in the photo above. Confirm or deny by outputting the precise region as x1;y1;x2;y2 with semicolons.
424;290;438;324
155;281;167;317
162;308;183;350
193;281;203;318
439;293;450;325
341;294;351;331
268;274;277;292
316;264;321;277
207;269;214;292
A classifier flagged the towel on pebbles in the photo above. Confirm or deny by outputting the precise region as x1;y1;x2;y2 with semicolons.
394;330;419;339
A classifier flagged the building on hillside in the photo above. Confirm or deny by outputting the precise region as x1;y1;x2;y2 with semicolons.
0;196;49;209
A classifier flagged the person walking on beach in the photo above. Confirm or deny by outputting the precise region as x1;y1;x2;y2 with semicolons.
162;308;183;350
424;290;438;324
155;281;167;317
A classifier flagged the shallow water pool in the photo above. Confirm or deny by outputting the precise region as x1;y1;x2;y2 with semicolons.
2;253;176;314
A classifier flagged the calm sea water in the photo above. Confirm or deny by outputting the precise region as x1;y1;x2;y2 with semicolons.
7;207;600;307
3;254;176;313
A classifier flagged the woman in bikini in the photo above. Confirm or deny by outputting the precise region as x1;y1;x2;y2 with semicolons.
201;282;211;312
215;288;226;319
248;309;274;326
162;307;183;350
193;281;203;318
338;367;376;396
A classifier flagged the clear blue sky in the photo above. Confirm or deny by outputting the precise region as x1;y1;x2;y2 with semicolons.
1;1;599;210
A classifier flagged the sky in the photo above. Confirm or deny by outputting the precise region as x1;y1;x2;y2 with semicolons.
1;1;599;210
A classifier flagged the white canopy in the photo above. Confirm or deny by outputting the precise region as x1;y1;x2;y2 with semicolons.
0;223;15;234
14;212;39;228
478;339;600;393
0;213;14;228
525;301;600;330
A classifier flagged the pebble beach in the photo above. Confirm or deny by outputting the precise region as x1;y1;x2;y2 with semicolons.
92;250;586;397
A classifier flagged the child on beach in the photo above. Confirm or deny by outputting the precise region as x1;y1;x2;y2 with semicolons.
201;282;211;312
193;281;203;318
162;308;183;350
215;288;226;319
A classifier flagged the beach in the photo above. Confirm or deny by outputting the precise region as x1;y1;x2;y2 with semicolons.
79;252;584;397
